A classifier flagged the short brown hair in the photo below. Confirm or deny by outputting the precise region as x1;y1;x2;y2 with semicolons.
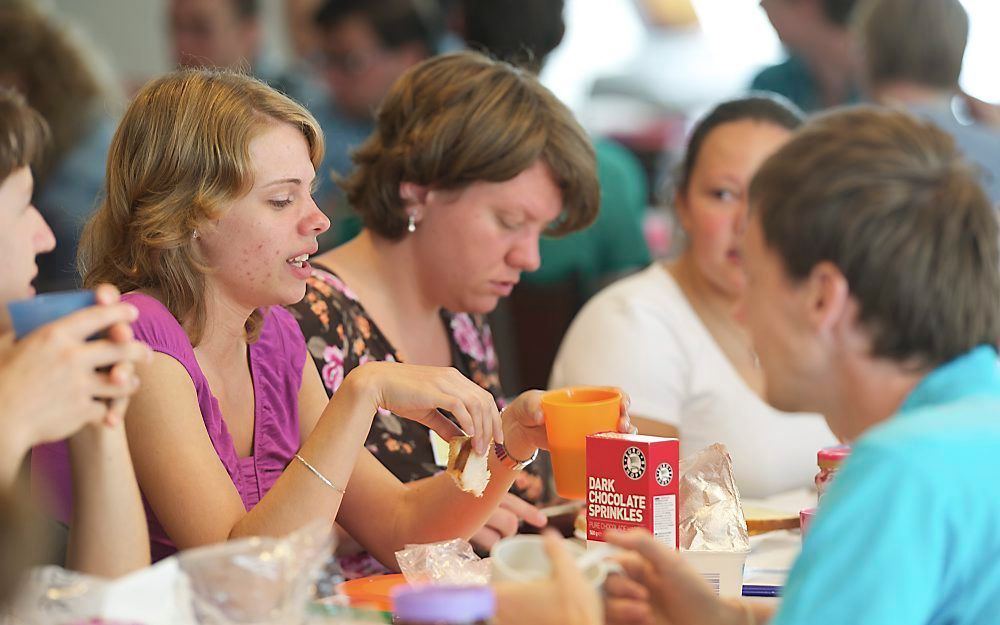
854;0;968;90
316;0;442;55
79;69;323;345
461;0;566;74
0;86;49;182
751;106;1000;368
341;51;599;240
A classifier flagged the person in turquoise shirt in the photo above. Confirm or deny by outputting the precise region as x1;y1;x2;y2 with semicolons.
513;106;1000;625
772;345;1000;624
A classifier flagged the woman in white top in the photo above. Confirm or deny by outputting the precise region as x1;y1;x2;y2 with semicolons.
550;96;837;497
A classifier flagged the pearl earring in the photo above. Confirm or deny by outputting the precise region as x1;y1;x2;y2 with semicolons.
407;214;417;233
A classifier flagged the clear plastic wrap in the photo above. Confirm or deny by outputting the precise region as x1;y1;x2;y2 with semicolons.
2;522;336;625
678;444;750;551
2;559;188;625
394;539;490;586
178;521;334;624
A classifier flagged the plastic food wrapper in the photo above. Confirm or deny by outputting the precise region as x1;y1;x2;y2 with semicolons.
395;539;490;586
678;444;749;551
178;520;335;624
1;559;188;625
1;522;336;625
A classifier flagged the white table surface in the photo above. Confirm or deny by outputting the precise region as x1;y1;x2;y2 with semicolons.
742;487;815;587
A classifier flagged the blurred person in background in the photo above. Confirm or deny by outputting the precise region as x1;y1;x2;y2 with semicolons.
550;96;836;498
312;0;441;247
169;0;328;108
284;0;325;71
853;0;1000;205
0;87;150;583
170;0;261;71
0;2;121;292
286;51;601;573
754;0;860;112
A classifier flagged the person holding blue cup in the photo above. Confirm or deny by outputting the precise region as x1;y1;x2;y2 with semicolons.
0;87;152;591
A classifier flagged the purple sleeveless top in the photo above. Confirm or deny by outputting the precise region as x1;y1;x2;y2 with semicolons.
31;293;307;562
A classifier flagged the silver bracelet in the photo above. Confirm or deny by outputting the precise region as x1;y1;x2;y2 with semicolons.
294;453;346;495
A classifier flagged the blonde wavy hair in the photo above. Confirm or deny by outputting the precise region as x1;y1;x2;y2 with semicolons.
79;69;324;345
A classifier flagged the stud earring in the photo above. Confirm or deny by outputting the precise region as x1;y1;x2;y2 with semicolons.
407;214;417;233
192;229;200;240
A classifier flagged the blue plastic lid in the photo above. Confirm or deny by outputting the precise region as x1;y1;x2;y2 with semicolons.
392;585;495;623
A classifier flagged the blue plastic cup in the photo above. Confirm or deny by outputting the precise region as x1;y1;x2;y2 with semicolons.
7;290;98;340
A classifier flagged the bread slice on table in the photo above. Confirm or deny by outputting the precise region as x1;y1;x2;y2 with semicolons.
743;506;801;535
447;435;491;497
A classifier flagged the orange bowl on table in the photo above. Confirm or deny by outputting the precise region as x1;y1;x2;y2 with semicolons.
338;573;409;612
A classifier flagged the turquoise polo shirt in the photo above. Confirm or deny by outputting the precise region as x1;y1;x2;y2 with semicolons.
773;345;1000;625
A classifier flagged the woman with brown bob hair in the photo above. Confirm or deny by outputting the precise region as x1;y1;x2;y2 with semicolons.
32;66;625;566
287;51;601;564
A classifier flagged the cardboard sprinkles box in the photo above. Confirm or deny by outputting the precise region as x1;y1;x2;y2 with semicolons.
585;433;679;548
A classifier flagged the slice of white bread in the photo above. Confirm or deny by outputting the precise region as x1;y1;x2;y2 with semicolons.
743;506;801;535
446;435;491;497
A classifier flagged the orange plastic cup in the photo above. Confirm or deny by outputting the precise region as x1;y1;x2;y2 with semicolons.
542;387;622;500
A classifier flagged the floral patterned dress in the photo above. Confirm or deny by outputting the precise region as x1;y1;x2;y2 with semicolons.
286;264;552;574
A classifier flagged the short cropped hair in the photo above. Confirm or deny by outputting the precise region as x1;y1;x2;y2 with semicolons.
79;69;324;345
233;0;259;20
342;51;599;239
751;106;1000;368
822;0;858;26
0;87;49;182
854;0;968;90
461;0;566;74
315;0;441;55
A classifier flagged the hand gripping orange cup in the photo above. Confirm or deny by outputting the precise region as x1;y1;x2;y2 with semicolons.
541;387;622;500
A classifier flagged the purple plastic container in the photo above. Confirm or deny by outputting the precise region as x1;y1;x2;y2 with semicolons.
392;585;495;624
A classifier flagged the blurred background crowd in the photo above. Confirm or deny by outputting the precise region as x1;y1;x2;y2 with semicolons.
4;0;998;396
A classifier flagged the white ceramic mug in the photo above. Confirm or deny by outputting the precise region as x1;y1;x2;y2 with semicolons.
489;534;608;587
